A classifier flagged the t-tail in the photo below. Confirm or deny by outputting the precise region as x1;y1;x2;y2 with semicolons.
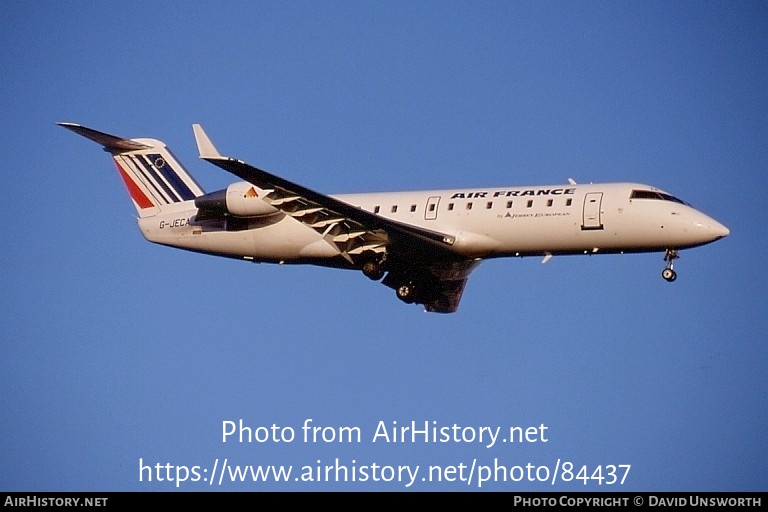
58;122;204;217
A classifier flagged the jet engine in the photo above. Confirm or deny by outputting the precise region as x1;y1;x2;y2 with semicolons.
194;182;279;218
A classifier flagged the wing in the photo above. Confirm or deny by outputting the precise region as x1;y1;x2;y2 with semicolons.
193;124;479;313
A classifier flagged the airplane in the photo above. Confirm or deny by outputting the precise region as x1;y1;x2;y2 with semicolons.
58;122;729;313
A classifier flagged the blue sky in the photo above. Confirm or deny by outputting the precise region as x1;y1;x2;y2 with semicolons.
1;0;766;491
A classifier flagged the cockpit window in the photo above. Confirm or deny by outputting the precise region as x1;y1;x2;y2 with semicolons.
630;190;689;206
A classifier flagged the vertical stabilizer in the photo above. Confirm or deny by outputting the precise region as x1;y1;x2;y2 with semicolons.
58;123;204;218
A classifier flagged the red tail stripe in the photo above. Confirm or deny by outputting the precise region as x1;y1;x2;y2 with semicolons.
114;160;154;209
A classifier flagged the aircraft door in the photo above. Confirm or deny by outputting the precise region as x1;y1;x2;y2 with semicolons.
582;192;604;230
425;196;440;220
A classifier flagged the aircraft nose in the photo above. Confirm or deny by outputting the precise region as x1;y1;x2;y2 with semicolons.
713;221;729;238
695;215;729;241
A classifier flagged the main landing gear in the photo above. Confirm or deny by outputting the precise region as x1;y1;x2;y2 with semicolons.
662;249;679;282
394;277;439;306
358;252;436;307
361;252;386;281
362;260;386;281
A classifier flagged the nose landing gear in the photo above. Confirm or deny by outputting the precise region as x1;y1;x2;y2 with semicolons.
662;249;679;282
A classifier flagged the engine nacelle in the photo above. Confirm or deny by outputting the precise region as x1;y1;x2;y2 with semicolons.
194;182;279;218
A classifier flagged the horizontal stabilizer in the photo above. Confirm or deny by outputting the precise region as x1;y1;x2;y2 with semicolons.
57;122;150;151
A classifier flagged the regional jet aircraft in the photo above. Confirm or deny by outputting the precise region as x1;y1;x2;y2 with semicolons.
59;122;729;313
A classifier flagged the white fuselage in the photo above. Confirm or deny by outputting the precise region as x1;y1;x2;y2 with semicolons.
137;181;729;266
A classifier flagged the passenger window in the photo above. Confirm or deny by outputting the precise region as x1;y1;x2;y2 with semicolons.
391;205;398;213
410;204;417;212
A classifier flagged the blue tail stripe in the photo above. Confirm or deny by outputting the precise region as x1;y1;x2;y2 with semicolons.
134;154;179;202
148;153;197;201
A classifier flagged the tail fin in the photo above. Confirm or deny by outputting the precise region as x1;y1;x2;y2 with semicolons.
58;122;205;218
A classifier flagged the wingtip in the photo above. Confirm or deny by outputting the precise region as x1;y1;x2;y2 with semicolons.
193;124;222;159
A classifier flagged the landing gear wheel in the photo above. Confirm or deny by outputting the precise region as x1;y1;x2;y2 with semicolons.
662;249;679;282
362;261;385;281
396;282;416;303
